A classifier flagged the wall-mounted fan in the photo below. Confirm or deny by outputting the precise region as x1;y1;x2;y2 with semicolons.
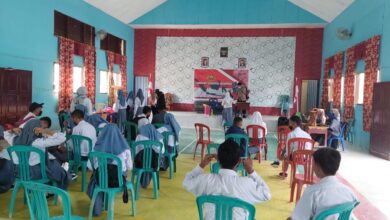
336;28;352;40
96;29;107;40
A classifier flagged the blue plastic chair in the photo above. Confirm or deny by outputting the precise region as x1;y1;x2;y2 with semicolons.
346;119;354;144
315;201;360;220
22;181;84;220
328;123;347;151
131;140;163;200
196;195;256;220
88;151;136;220
162;131;177;179
153;123;165;129
67;135;93;192
7;145;58;218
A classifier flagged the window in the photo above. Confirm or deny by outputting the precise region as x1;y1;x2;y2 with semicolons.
53;63;84;94
354;73;365;105
99;70;120;93
100;33;126;55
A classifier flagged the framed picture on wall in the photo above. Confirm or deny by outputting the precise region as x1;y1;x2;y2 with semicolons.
201;57;209;68
220;47;228;57
238;58;247;68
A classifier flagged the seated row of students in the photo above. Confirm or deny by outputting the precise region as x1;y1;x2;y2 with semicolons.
183;138;357;220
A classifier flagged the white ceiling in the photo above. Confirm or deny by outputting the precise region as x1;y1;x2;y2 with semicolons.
85;0;354;25
84;0;166;24
289;0;355;22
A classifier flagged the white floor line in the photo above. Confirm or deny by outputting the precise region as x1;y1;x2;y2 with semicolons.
179;139;197;154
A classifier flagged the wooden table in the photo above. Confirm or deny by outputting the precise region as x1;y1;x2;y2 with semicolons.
307;126;328;147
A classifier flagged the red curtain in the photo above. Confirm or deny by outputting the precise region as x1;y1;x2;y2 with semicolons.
84;45;96;105
107;51;115;106
343;47;357;121
321;59;330;109
58;37;74;111
363;36;380;131
120;55;127;94
332;52;344;109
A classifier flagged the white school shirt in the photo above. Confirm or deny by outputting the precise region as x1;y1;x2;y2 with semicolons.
4;131;66;166
72;120;97;157
133;97;144;118
93;149;133;173
183;165;271;220
113;100;127;112
134;135;165;155
70;98;93;116
291;176;357;220
19;112;37;128
285;127;312;156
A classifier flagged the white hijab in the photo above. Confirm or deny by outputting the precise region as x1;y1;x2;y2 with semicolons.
252;111;265;125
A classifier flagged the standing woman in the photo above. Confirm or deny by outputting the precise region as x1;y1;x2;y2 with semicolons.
134;123;164;188
133;89;145;118
3;119;70;190
221;92;235;125
70;86;93;116
126;91;134;121
115;90;127;133
87;124;132;216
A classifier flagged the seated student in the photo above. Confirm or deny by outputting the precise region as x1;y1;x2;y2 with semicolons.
87;124;132;217
19;102;44;128
151;106;167;124
279;116;312;177
288;148;357;220
40;117;68;166
271;116;290;167
327;109;342;149
134;123;165;188
226;117;254;155
183;139;271;219
4;119;70;190
157;112;181;170
134;106;152;129
0;126;15;193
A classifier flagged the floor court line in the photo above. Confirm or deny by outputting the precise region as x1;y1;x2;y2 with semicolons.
179;138;196;154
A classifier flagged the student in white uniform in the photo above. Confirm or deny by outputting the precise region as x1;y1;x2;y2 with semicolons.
135;106;152;129
71;110;97;160
70;86;93;116
133;89;145;118
288;148;357;220
221;92;235;125
279;115;312;177
19;102;44;128
183;139;271;219
4;119;70;190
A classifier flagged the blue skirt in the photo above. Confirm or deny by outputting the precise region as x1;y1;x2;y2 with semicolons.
0;159;15;193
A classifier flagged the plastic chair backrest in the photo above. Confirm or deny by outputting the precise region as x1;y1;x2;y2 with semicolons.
292;150;315;183
196;195;255;220
68;135;92;163
207;143;220;155
89;151;123;189
211;163;220;174
246;124;266;146
133;140;163;171
162;131;177;153
339;123;347;138
96;127;104;136
223;122;233;131
23;181;74;220
195;123;211;142
287;138;315;158
7;145;48;181
124;121;138;142
225;134;249;158
153;123;165;129
315;201;360;220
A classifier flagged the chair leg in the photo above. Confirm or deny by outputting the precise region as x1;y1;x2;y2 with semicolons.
107;192;115;220
264;145;268;160
341;139;346;151
88;190;99;220
169;158;173;179
173;158;177;173
81;162;87;192
200;143;206;160
257;147;261;164
152;173;158;200
128;184;136;216
290;181;296;203
104;192;108;211
135;171;143;200
193;142;199;160
157;172;160;190
296;183;303;204
51;181;58;205
9;181;21;218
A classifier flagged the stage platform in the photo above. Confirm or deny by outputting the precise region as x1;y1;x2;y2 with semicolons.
170;111;279;133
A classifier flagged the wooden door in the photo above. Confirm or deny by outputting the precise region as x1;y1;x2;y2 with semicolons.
370;82;390;160
0;68;32;125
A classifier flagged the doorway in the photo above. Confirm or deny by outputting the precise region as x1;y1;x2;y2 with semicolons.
0;68;32;125
300;80;318;114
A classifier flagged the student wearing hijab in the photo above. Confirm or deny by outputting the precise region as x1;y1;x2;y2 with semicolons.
135;123;165;188
87;124;132;216
115;90;127;133
126;90;135;121
155;89;166;112
133;89;145;118
327;109;342;149
221;91;235;125
3;119;70;190
157;113;181;170
70;86;93;116
247;111;268;156
0;125;14;193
